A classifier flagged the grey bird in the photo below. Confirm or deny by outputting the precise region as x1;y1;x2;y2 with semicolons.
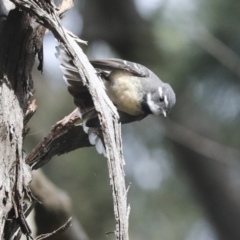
89;59;176;125
56;45;176;156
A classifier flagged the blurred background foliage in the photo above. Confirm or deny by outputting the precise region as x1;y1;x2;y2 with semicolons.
25;0;240;239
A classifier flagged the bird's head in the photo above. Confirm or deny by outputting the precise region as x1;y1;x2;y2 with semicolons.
146;83;176;117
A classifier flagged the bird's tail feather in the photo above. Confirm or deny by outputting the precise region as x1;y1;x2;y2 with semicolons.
55;40;106;156
85;123;106;157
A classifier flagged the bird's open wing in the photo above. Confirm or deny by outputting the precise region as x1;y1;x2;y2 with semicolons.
90;58;150;77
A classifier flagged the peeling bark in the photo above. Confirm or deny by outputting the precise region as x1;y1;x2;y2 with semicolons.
0;6;45;238
0;0;130;239
9;1;130;239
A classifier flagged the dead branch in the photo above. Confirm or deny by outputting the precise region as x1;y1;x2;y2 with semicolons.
26;109;91;169
10;0;129;239
24;100;38;127
35;218;72;240
58;0;74;16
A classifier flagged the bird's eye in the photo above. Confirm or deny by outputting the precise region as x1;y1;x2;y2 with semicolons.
159;97;164;102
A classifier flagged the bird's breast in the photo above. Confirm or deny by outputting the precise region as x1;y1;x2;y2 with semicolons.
105;70;144;116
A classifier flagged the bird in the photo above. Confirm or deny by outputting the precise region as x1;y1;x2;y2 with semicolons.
55;44;176;156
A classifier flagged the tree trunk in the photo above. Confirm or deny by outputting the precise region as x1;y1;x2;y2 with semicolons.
0;6;44;238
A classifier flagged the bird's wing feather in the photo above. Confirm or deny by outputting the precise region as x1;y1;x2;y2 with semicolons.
86;110;147;128
118;111;148;124
56;41;106;156
90;58;150;77
56;43;95;118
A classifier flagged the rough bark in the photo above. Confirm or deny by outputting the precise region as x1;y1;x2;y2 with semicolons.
0;5;45;238
7;1;130;239
26;109;91;169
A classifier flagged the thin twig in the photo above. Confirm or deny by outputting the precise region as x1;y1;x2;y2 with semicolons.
58;0;74;17
35;218;72;240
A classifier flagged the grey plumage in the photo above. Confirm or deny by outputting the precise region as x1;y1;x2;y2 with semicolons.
90;58;176;125
56;45;176;156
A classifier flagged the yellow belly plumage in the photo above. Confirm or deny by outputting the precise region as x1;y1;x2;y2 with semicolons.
105;70;143;116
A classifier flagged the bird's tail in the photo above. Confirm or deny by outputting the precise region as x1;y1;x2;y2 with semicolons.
83;120;106;156
55;40;106;156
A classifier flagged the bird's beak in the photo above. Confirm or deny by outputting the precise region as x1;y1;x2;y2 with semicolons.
162;110;167;117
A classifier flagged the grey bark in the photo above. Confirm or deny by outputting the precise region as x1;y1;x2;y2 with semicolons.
9;1;130;239
0;2;44;238
0;0;130;239
26;109;91;170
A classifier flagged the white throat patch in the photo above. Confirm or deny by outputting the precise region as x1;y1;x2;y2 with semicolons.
147;93;161;115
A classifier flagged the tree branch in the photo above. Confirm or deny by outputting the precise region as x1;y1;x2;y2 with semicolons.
26;109;91;169
11;0;129;239
0;3;45;238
